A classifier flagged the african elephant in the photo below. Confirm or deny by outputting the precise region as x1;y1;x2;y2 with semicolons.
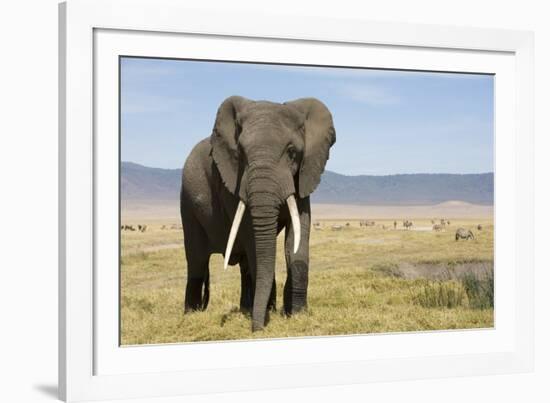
180;96;336;331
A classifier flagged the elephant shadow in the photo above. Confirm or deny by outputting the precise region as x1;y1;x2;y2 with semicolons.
220;307;245;327
220;306;277;327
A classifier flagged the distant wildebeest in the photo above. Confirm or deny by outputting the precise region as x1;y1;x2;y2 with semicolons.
477;224;483;231
138;224;147;233
455;228;475;241
345;222;350;227
393;221;397;229
403;220;413;229
331;224;343;231
161;225;166;230
447;220;451;225
122;224;135;231
432;224;444;232
313;221;321;228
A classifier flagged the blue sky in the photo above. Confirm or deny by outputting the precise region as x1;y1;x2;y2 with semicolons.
120;57;494;175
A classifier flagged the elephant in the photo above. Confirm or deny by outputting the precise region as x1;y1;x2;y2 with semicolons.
455;228;475;241
180;96;336;331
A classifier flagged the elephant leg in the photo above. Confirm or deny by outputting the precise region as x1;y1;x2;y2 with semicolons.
283;197;311;316
183;213;210;312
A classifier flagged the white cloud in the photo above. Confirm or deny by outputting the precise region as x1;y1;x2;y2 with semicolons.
336;83;400;105
121;60;180;78
243;63;490;80
121;93;189;115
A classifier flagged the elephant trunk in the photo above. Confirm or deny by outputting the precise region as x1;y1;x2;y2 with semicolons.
249;200;279;331
247;164;282;331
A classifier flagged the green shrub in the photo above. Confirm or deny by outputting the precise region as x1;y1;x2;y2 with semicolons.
461;271;494;309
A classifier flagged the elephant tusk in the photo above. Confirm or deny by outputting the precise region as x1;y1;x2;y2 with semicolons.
286;195;301;254
224;200;246;270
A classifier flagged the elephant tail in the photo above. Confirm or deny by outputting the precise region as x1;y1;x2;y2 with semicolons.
201;270;210;310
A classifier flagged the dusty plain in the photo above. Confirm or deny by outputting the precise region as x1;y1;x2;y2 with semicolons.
121;200;494;344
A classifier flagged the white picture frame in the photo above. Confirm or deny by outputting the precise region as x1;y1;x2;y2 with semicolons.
59;0;534;401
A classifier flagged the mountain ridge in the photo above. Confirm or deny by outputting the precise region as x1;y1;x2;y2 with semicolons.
121;161;494;205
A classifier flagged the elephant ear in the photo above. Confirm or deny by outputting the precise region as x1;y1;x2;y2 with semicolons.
210;96;250;194
286;98;336;198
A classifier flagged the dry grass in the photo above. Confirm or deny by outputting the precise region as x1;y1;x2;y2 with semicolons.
120;217;494;345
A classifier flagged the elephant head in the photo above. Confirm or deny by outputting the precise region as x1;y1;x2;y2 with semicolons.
210;96;335;330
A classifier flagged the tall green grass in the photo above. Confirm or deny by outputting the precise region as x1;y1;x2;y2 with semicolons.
411;271;494;310
412;280;466;309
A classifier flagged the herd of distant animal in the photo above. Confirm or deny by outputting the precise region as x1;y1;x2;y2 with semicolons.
121;224;148;232
312;218;483;241
123;220;483;241
120;224;183;232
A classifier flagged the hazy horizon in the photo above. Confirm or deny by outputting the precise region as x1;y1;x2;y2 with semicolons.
121;160;494;177
121;58;494;176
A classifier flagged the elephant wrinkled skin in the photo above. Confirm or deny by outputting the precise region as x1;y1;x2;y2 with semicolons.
180;96;336;331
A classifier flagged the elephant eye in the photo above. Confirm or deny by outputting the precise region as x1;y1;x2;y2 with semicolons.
287;146;297;160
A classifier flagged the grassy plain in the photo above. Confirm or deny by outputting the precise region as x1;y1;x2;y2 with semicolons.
121;202;494;345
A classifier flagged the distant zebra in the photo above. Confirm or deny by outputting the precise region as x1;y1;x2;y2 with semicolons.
403;220;413;230
455;228;475;241
360;220;375;227
331;224;343;231
432;224;444;232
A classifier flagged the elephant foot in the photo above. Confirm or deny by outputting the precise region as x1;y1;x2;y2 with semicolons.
283;288;307;316
239;303;252;314
184;276;209;312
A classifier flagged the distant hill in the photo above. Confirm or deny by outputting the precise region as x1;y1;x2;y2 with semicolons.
121;162;493;205
121;162;182;201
